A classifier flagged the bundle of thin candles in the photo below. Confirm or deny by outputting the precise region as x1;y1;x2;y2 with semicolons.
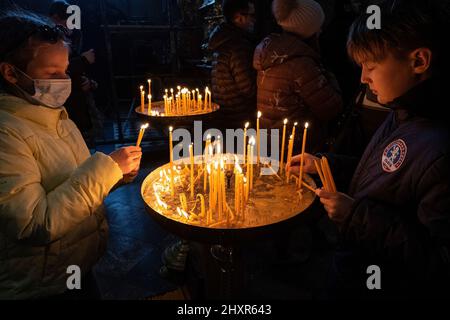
314;156;336;192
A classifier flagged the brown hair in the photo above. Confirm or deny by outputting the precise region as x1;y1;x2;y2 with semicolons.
347;0;448;75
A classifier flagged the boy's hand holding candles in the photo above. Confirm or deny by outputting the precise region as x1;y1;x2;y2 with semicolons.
288;153;354;223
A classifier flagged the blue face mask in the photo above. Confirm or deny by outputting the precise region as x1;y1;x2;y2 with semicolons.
14;67;71;109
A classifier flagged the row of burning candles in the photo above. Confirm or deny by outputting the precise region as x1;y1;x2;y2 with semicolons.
137;111;337;225
139;80;213;116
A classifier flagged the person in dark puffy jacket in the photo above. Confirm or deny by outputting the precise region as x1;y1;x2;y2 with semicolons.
208;0;257;130
254;0;343;153
289;0;450;299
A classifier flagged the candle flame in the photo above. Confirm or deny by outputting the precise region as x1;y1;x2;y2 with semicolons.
257;111;262;118
141;123;149;129
139;85;143;91
147;79;151;83
294;122;298;126
245;122;249;128
207;134;211;140
169;126;173;132
305;122;309;128
284;118;288;125
170;88;173;93
249;136;256;145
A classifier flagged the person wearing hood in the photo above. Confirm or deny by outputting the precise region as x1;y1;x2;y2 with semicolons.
289;0;450;299
208;0;257;130
0;11;141;299
254;0;343;153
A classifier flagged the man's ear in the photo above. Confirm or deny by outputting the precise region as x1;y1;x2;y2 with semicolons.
410;48;432;75
0;62;18;84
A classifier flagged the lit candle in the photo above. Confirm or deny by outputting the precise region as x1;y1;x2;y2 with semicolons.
291;122;298;143
189;143;194;198
249;136;255;190
286;135;294;183
207;164;212;224
257;111;262;165
147;94;152;115
280;119;288;175
139;86;144;113
169;126;174;196
196;88;199;107
217;136;222;156
204;87;208;111
136;123;149;147
198;95;202;110
298;122;309;189
204;135;211;192
243;122;249;166
147;79;151;97
208;88;212;110
163;94;167;114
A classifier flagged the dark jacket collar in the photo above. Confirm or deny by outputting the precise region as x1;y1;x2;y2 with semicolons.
387;77;445;123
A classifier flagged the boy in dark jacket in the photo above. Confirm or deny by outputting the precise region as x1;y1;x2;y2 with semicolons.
208;0;257;130
290;0;450;299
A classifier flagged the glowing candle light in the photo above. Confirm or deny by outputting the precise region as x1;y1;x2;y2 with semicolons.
286;135;294;183
136;123;149;147
249;136;255;190
257;111;262;165
147;94;152;115
139;85;144;113
280;119;288;175
298;122;309;189
147;79;151;97
291;122;298;143
243;122;249;166
189;143;194;198
169;126;174;196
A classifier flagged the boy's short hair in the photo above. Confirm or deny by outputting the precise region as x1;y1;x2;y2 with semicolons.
347;0;449;74
222;0;254;23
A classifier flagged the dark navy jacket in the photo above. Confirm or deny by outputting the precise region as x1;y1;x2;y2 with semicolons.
328;78;450;298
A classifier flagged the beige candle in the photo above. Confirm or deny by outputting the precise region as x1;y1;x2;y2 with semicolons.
243;122;249;166
298;122;309;189
280;119;288;175
169;126;174;196
189;143;194;198
136;123;149;147
139;86;144;113
256;111;262;165
286;135;294;183
147;94;152;115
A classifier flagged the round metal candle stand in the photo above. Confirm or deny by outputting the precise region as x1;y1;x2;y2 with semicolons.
135;101;221;133
142;165;318;298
